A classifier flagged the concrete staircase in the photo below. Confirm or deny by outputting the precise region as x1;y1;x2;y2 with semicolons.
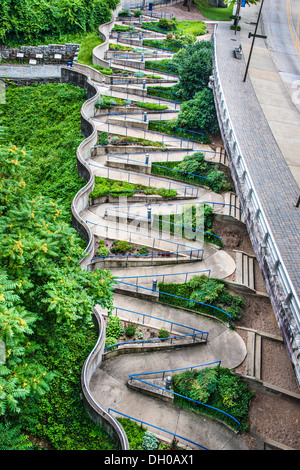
235;250;255;292
223;191;243;221
246;330;262;380
215;146;228;165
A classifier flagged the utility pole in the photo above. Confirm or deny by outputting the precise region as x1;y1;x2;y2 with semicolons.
243;0;267;82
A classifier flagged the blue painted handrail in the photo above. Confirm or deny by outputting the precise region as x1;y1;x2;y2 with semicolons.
115;280;232;325
108;408;209;449
92;247;202;261
128;362;241;431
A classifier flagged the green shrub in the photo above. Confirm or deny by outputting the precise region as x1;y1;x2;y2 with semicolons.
111;240;129;254
117;418;146;450
118;9;130;17
158;275;245;323
0;0;112;46
156;189;177;198
109;43;133;50
97;246;110;257
165;152;231;193
142;431;159;450
157;17;178;31
106;316;123;340
105;336;118;349
158;328;169;340
96;95;125;109
124;322;136;337
172;367;254;431
89;177;177;200
97;131;109;145
135;102;168;111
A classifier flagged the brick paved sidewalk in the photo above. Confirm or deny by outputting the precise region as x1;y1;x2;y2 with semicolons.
214;22;300;302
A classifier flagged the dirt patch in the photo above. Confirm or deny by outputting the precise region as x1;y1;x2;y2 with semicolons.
247;391;300;450
213;216;254;254
235;294;280;337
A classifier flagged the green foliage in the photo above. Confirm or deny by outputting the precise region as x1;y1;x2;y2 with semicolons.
112;24;135;32
135;102;168;111
109;43;133;51
0;0;113;46
77;31;104;66
96;95;125;109
194;0;234;21
175;41;213;99
172;366;254;431
158;275;245;323
118;9;130;17
147;85;180;101
124;322;136;337
97;246;110;257
90;176;177;200
157;17;178;31
142;431;159;450
106;316;123;340
153;152;231;193
176;20;207;37
145;59;179;75
176;88;219;135
158;328;169;340
111;240;129;254
143;38;185;53
0;84;87;214
0;109;116;448
153;203;218;245
117;417;147;450
138;246;149;255
0;422;34;450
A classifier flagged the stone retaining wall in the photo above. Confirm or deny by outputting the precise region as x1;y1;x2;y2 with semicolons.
0;44;79;64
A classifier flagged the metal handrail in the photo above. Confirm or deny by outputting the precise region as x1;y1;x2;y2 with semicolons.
108;408;209;449
115;280;233;325
212;26;300;345
128;361;241;432
85;220;205;259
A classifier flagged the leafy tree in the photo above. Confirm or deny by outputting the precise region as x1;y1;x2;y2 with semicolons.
0;140;114;426
0;422;34;450
174;41;213;98
0;0;114;45
176;88;219;135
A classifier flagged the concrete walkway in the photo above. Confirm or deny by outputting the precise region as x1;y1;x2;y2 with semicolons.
90;293;248;450
81;15;253;449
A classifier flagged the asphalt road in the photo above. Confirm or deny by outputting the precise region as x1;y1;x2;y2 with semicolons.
261;0;300;106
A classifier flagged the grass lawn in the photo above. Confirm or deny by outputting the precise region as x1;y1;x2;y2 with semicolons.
77;31;104;66
176;20;207;36
194;0;234;21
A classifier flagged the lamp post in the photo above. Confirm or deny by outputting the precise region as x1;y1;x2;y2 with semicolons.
243;0;267;82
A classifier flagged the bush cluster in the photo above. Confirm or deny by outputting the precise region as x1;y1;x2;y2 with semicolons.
159;275;246;323
172;367;255;431
151;152;231;193
90;176;177;200
0;0;118;46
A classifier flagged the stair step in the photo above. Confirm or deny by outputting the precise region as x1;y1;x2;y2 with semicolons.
235;250;255;291
246;331;261;380
223;191;243;221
